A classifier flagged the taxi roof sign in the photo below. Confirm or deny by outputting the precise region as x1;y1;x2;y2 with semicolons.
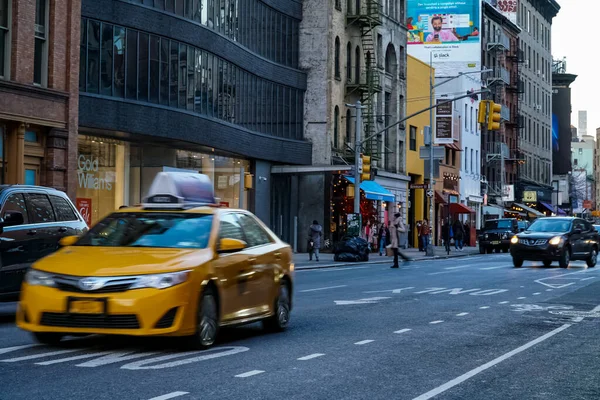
143;172;216;208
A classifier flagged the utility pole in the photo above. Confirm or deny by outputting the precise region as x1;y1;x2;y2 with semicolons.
354;101;363;215
427;51;435;256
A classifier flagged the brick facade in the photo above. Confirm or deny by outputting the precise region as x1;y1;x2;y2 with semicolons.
0;0;80;199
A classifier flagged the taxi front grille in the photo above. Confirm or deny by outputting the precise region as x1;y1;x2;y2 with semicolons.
40;313;140;329
53;276;136;294
54;282;133;294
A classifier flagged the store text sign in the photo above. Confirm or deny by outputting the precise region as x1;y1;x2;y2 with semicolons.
76;198;92;226
78;155;113;191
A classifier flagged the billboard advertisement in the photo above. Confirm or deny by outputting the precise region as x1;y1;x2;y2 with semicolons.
486;0;518;25
552;87;573;175
407;0;481;75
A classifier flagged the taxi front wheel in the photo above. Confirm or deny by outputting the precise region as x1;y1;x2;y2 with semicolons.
187;287;219;349
263;282;291;332
33;332;64;346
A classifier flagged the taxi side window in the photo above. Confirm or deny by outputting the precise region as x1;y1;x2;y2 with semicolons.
1;193;30;224
218;213;246;243
238;214;272;248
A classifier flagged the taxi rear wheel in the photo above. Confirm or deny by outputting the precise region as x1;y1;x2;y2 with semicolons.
33;332;64;346
263;282;290;332
189;287;219;349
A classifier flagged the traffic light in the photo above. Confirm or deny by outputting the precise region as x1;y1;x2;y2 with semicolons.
478;100;489;124
487;102;502;131
361;154;371;182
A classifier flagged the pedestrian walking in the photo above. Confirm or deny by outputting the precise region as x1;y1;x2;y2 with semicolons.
378;222;390;256
390;213;412;268
463;222;471;247
308;220;322;261
421;219;431;251
441;219;451;253
452;219;465;250
416;220;424;251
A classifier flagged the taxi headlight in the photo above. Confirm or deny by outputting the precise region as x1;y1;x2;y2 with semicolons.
25;269;56;287
549;236;563;246
130;270;191;290
510;236;519;244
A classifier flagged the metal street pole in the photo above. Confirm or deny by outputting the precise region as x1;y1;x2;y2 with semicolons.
427;51;435;257
354;101;362;215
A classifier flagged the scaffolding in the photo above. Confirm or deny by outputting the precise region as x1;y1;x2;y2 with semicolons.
346;0;382;159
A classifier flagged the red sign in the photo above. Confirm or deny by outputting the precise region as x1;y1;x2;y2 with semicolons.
219;202;230;208
583;200;593;210
76;198;92;226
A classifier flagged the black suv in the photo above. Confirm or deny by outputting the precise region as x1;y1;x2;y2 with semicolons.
510;217;599;268
478;218;519;253
0;185;87;301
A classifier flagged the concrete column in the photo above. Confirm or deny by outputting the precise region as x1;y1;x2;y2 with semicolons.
7;123;25;184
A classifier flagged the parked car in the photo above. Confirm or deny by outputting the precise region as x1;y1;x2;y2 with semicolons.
0;185;87;301
510;217;599;268
478;218;519;254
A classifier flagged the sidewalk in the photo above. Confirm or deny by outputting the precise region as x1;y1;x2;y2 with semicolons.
294;246;481;270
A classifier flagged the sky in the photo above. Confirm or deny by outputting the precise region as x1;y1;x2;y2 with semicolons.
552;0;598;137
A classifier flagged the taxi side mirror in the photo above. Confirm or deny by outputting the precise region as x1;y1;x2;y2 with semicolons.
59;236;79;247
218;238;246;253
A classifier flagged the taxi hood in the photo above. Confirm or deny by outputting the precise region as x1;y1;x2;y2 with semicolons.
33;246;213;277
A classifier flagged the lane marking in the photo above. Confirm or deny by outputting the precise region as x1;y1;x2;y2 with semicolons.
411;323;573;400
235;370;265;378
354;340;374;345
444;265;471;270
334;297;390;305
533;292;541;295
147;392;189;400
1;349;80;363
546;289;553;292
428;270;460;276
394;329;412;334
0;344;39;356
316;267;368;272
581;277;595;281
36;351;115;365
498;301;510;304
364;287;415;294
535;270;595;288
300;285;347;293
518;297;527;299
429;320;444;324
480;266;507;270
297;353;325;361
456;312;469;316
121;347;248;370
479;306;490;309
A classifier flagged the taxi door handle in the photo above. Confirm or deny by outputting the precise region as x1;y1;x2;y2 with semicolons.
248;257;257;264
274;252;282;260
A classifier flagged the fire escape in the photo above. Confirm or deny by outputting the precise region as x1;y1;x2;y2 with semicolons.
485;29;511;201
346;0;382;159
506;43;526;183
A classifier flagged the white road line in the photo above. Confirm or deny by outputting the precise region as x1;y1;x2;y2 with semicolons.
498;301;510;304
300;285;347;293
518;297;527;299
354;340;374;345
36;351;115;365
0;344;39;356
480;266;507;270
533;292;541;295
581;277;595;281
456;312;469;316
394;328;412;334
546;289;553;291
444;265;471;270
479;306;490;309
428;270;460;276
315;266;368;272
429;320;444;324
1;349;80;363
235;370;265;378
297;353;325;361
147;392;189;400
411;323;572;400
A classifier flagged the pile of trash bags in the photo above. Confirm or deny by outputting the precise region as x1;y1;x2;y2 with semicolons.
333;236;370;262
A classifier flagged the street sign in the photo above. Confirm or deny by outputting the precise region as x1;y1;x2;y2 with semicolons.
427;190;434;198
419;146;445;160
357;157;363;174
410;184;429;189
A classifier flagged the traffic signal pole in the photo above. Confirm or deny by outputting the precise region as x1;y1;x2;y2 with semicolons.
353;101;363;214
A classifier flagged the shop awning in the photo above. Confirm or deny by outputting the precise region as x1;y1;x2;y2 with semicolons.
444;142;463;151
449;203;475;214
513;203;544;217
540;201;567;215
435;191;447;204
344;177;395;202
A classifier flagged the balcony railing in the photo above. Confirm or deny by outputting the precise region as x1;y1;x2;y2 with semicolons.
487;67;510;85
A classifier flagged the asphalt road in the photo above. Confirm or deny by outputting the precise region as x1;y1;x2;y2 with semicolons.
0;254;599;400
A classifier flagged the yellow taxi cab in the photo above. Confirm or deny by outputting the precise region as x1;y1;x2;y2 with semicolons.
17;172;294;349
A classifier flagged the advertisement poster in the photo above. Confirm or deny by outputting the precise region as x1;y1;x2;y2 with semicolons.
488;0;518;25
407;0;481;75
76;198;92;227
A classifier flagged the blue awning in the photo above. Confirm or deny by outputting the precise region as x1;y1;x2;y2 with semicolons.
540;201;567;215
344;177;395;202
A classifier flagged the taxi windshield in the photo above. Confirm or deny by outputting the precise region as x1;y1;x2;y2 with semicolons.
76;213;213;249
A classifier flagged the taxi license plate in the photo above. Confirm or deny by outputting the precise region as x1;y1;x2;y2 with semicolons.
69;299;104;314
491;241;501;245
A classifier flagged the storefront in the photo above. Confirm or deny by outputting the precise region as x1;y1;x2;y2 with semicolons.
76;135;250;226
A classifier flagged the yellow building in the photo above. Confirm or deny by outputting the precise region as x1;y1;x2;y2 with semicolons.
406;55;434;249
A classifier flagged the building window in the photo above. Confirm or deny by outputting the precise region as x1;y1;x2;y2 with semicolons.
464;104;468;129
333;106;339;148
334;37;341;79
465;147;468;172
355;46;360;84
409;125;416;151
34;0;49;86
345;109;352;144
0;0;9;79
470;148;474;172
346;42;352;82
335;0;341;11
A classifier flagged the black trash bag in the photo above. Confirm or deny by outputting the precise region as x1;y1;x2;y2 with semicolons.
334;236;370;262
334;252;362;262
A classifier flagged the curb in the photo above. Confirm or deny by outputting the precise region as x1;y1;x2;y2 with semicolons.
295;252;479;271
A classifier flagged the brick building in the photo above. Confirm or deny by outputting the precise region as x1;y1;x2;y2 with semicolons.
0;0;80;197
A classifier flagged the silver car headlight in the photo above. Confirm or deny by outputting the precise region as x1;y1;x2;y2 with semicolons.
130;270;191;290
25;269;56;287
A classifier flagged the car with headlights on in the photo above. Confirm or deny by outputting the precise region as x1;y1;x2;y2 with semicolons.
16;172;294;349
478;218;519;254
509;217;599;268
